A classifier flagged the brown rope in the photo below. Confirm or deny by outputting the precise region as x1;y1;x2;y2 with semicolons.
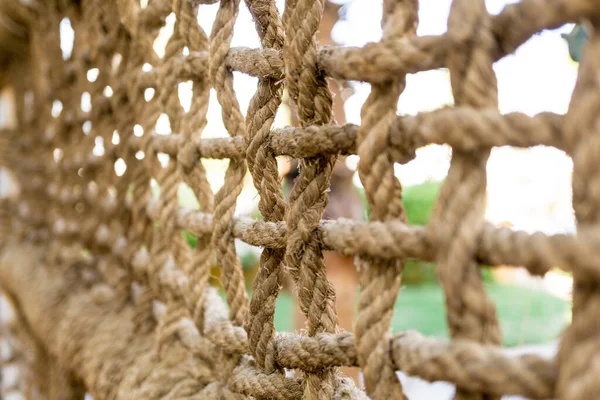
0;0;599;398
557;14;600;400
353;1;417;398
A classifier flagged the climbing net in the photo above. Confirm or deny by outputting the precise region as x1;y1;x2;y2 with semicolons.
0;0;599;398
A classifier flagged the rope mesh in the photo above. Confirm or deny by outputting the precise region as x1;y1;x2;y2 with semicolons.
0;0;598;399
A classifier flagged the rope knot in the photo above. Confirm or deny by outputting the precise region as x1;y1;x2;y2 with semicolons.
388;117;418;164
178;140;200;171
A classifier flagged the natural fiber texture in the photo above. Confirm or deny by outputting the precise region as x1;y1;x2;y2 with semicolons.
0;0;599;399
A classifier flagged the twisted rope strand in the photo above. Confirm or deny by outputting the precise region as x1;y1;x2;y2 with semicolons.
557;15;600;400
432;1;502;398
283;0;342;397
242;0;288;373
209;0;250;328
353;1;417;398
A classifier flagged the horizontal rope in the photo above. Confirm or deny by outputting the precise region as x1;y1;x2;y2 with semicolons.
21;186;600;282
144;109;566;162
36;109;565;175
107;0;600;85
146;202;598;280
319;0;599;83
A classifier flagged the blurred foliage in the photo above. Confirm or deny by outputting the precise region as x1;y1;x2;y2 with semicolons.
402;180;441;225
183;231;196;248
402;181;442;284
358;179;442;222
239;251;259;270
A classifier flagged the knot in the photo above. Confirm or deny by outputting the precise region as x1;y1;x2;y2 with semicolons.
156;58;182;110
334;376;369;400
206;352;245;400
201;382;223;398
94;224;111;245
246;124;274;164
178;140;200;171
176;51;209;80
388;117;418;164
392;329;424;349
158;257;189;299
112;236;128;260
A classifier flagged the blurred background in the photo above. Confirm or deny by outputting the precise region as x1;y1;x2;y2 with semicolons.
0;0;583;398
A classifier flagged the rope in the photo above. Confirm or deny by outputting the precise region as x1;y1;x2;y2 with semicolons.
0;0;598;398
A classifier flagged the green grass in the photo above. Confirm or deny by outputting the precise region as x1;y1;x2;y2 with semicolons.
402;180;441;226
358;179;442;225
262;283;570;347
391;283;570;346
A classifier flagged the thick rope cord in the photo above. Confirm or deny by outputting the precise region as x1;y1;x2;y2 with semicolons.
116;0;181;335
430;1;502;399
149;16;201;355
171;0;216;332
151;25;190;281
557;16;600;400
242;0;288;373
127;55;164;332
353;1;417;398
76;1;132;299
209;0;250;327
283;0;342;397
442;0;501;353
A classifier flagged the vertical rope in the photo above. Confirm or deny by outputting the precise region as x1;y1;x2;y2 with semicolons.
209;0;249;327
172;0;215;333
243;0;287;373
283;0;341;397
354;1;417;398
430;1;502;399
557;15;600;400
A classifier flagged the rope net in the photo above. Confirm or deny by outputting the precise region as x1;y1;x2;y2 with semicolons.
0;0;598;398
